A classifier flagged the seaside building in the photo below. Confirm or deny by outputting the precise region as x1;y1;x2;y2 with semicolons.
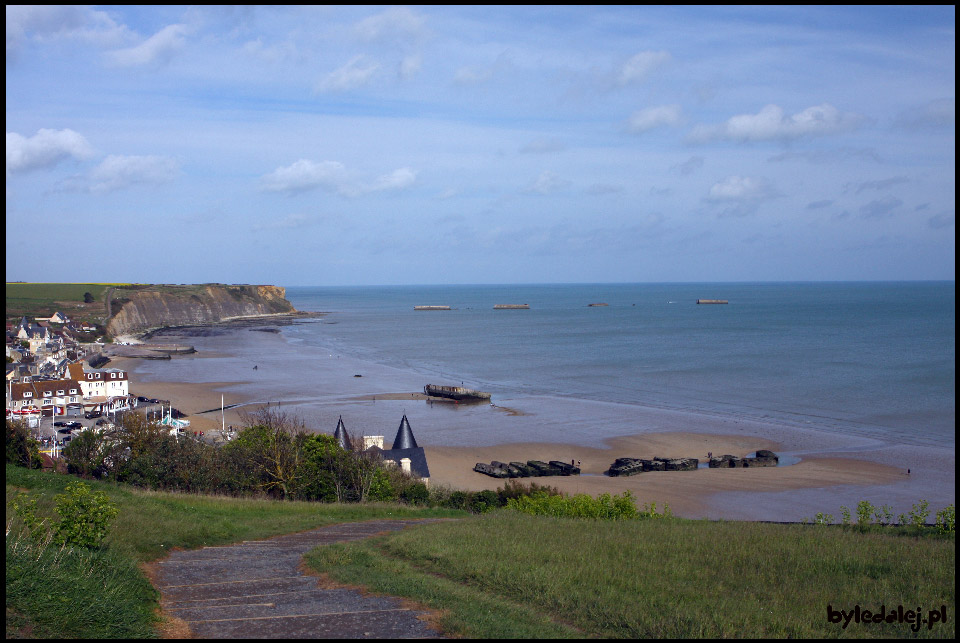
333;415;353;450
370;414;431;483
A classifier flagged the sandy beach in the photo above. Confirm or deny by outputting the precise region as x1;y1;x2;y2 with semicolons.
109;326;952;522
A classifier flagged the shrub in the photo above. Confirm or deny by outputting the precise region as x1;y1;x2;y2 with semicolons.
506;490;644;521
935;505;955;534
908;500;930;530
856;500;875;527
471;490;500;514
52;481;120;549
400;482;430;505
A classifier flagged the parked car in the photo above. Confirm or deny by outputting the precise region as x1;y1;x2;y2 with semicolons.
54;421;68;427
85;411;102;419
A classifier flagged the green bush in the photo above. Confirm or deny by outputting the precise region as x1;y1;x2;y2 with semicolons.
935;505;955;534
506;490;647;520
400;482;430;505
53;481;120;549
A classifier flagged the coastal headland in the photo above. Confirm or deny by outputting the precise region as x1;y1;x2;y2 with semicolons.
115;321;953;523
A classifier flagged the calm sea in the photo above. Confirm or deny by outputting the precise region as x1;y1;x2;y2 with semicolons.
275;282;955;449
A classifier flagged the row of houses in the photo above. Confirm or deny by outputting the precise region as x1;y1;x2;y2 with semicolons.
6;362;132;422
7;313;132;425
7;314;99;381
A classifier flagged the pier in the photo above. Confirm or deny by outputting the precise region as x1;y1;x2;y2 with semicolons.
493;304;530;309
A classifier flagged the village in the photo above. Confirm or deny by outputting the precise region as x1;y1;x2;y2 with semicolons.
5;311;189;457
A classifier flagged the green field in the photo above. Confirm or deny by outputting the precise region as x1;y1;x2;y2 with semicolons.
5;282;131;322
6;464;954;639
305;512;955;638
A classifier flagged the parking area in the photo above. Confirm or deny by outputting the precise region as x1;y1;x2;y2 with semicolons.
33;397;172;449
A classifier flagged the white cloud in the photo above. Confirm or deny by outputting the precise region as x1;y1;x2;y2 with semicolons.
689;103;862;143
107;23;189;67
315;56;380;92
707;176;767;201
354;7;426;44
617;50;671;86
369;167;417;192
6;5;129;58
260;159;350;194
627;104;682;134
260;159;416;196
87;154;179;192
6;128;94;175
704;175;778;216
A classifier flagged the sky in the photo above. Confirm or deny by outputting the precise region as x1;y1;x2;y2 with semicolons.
5;5;955;286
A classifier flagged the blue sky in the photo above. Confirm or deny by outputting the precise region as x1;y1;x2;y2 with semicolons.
5;5;955;285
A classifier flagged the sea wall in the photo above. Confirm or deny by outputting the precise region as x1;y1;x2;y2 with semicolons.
105;284;296;338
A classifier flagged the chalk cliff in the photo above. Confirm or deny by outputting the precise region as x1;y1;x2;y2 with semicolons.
105;284;297;338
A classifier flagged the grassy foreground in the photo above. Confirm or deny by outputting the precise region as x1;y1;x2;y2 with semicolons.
304;511;955;638
5;465;464;638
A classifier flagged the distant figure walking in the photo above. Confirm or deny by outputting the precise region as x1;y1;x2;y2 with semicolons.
253;365;258;370
907;468;911;475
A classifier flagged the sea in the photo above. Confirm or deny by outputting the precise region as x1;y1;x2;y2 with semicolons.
284;282;954;444
130;281;955;519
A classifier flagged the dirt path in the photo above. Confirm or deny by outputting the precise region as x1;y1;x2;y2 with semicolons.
153;520;447;638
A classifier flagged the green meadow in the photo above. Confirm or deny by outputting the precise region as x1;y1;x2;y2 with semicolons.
5;282;130;321
5;464;955;638
304;512;955;638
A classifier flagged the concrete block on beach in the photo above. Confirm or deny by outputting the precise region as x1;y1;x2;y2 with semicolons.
474;462;509;478
473;459;579;478
709;455;745;468
606;457;645;477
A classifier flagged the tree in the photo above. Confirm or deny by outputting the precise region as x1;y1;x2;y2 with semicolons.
226;408;308;498
83;292;95;303
6;420;42;469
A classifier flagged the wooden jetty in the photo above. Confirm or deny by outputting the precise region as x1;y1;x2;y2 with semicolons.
493;304;530;309
587;303;609;307
424;384;491;401
414;305;451;310
696;299;728;304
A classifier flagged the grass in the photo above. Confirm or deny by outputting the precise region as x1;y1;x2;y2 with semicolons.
5;283;123;322
304;511;955;638
7;464;955;638
5;465;464;638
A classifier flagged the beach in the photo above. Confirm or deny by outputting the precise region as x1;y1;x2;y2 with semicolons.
114;321;953;522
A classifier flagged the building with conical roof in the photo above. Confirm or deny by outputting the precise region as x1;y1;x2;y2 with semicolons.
392;414;418;450
367;414;430;482
333;415;352;450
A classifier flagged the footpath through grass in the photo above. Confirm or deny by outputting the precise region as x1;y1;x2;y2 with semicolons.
304;511;955;639
5;465;464;638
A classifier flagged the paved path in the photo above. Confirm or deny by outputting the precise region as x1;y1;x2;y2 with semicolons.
154;520;447;638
